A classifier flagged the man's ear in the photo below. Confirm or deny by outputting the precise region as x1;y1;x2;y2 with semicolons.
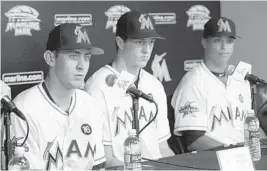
116;36;125;50
44;50;56;67
201;38;207;49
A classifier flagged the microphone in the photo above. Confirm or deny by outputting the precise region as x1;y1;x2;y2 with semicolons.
1;80;11;108
1;80;26;121
232;61;266;84
126;85;154;103
225;65;235;76
105;71;155;102
245;74;266;85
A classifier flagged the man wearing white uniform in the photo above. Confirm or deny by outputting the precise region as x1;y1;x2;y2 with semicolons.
172;17;252;151
85;10;174;167
11;23;106;170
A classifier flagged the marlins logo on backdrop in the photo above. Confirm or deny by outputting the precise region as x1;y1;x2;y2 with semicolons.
186;5;211;31
5;5;41;36
151;52;172;82
54;14;93;26
148;13;177;25
105;5;130;33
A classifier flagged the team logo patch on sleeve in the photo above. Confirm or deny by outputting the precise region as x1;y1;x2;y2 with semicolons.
179;101;199;118
81;124;92;135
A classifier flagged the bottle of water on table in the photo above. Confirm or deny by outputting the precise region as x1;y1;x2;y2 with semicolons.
124;129;142;171
244;109;261;161
8;146;30;170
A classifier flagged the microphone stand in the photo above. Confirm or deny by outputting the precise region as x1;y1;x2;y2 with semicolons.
251;83;257;115
130;94;140;138
2;110;15;169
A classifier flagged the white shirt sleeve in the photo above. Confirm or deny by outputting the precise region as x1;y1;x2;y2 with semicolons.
10;106;44;169
155;85;171;143
171;80;208;136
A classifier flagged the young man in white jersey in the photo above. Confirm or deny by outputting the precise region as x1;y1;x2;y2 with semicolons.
84;10;174;167
10;23;106;170
171;17;252;151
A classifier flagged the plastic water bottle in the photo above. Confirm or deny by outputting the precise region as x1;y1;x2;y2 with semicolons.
8;147;30;170
244;109;261;161
124;129;142;171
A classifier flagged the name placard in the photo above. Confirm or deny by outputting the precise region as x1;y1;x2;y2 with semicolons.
216;146;255;171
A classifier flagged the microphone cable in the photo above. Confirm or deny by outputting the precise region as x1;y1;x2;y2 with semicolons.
17;119;29;147
138;100;158;135
258;100;267;114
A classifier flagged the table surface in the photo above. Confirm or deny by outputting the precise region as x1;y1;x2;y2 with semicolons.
141;148;267;170
109;141;267;170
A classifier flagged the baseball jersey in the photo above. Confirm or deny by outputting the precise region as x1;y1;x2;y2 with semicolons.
85;65;171;162
171;62;251;145
10;83;106;170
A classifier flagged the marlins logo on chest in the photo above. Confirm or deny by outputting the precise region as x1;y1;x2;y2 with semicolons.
114;105;155;135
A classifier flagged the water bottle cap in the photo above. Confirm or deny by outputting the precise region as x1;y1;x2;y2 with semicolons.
14;147;25;155
247;109;255;116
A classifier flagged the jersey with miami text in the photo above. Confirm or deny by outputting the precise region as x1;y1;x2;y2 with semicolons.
85;65;171;161
11;83;106;170
171;62;251;145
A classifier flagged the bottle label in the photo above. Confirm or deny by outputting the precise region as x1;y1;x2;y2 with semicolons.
124;153;142;169
249;131;260;139
124;154;141;163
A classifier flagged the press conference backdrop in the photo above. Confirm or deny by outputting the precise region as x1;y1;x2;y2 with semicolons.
1;1;220;98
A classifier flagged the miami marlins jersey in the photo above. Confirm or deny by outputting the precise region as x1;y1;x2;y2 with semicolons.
171;62;251;145
85;65;171;161
11;83;106;170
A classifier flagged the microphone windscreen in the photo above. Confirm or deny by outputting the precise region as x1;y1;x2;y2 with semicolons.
225;65;235;76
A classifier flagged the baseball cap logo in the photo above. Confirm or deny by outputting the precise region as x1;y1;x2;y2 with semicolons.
74;26;91;44
139;14;154;30
217;19;231;33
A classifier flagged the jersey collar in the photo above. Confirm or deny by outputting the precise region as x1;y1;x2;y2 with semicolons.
38;83;76;115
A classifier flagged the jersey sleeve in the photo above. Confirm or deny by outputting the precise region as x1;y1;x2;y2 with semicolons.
155;84;171;143
10;99;44;169
171;79;208;136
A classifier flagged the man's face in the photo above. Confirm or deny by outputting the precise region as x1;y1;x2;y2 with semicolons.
54;49;92;89
122;38;155;68
203;36;235;65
